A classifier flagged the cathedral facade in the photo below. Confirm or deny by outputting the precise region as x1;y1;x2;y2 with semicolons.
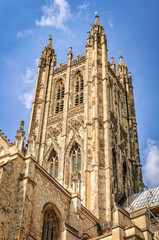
0;16;158;240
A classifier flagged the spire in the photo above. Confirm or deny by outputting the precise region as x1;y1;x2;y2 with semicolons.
91;13;104;36
67;47;73;65
39;34;55;67
119;56;124;65
110;57;116;73
48;34;52;48
117;56;128;77
95;14;99;25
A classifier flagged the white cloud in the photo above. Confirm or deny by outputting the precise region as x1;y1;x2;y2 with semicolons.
143;139;159;187
17;29;34;38
77;1;89;15
108;17;114;28
18;60;37;110
35;0;71;31
78;1;89;10
104;10;115;28
19;92;34;110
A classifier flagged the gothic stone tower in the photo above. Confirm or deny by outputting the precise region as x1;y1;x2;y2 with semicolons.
27;15;143;222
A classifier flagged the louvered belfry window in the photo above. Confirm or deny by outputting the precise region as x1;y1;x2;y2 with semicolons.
74;73;84;106
55;81;65;114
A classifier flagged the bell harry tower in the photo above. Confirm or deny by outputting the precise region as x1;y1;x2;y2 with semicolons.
27;15;143;222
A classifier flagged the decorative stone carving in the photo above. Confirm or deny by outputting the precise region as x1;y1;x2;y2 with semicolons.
48;115;63;125
68;116;84;133
110;111;118;132
30;120;38;135
47;123;62;140
68;106;84;118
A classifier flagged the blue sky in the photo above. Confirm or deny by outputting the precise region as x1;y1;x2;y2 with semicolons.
0;0;159;188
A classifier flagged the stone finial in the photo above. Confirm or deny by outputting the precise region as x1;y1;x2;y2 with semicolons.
110;57;116;73
119;56;124;65
15;121;25;151
88;31;91;38
86;31;92;47
95;14;99;25
27;133;36;155
48;34;52;48
69;47;72;54
67;47;73;64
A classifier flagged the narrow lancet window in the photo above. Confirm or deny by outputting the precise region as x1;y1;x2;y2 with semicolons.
47;150;58;179
50;164;54;177
55;103;59;113
60;101;64;112
55;81;65;114
69;142;82;195
80;93;83;104
75;95;79;106
74;72;84;106
76;81;79;92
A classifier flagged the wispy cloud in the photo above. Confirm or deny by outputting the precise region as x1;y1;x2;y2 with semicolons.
108;17;114;28
104;10;115;28
77;1;89;15
35;0;71;31
143;139;159;187
17;29;34;38
19;92;34;110
18;59;38;109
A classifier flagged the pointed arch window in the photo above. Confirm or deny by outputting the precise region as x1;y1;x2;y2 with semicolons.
47;149;59;179
42;210;59;240
55;80;65;114
70;143;81;172
57;88;60;100
69;142;82;194
80;78;84;90
74;73;84;106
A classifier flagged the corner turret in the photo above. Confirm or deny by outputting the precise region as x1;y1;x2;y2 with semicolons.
39;35;56;68
117;56;128;76
110;57;116;73
91;15;105;36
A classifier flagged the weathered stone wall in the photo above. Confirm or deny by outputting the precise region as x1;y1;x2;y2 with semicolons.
0;153;25;240
0;152;100;240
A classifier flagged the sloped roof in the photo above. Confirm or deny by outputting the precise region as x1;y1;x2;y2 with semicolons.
122;186;159;212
